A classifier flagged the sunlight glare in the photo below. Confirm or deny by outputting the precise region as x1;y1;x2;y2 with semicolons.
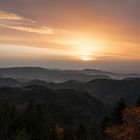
82;54;92;61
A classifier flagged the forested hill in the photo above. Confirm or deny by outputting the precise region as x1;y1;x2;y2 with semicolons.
48;78;140;104
0;86;109;125
0;77;140;104
0;77;140;139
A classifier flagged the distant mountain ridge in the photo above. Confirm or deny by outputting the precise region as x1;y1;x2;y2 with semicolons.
0;67;112;82
1;67;140;83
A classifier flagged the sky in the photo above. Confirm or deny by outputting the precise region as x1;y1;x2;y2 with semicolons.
0;0;140;72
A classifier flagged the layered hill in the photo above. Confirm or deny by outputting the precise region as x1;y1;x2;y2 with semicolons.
0;67;114;82
0;86;108;126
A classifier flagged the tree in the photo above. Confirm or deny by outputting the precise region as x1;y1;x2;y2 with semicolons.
111;97;126;125
0;99;18;140
101;116;111;140
106;106;140;140
16;130;31;140
101;98;127;140
136;96;140;106
88;122;98;140
75;122;87;140
23;102;48;140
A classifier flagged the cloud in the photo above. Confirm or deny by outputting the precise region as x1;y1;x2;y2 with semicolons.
0;10;34;23
0;11;23;20
0;24;55;34
0;10;66;35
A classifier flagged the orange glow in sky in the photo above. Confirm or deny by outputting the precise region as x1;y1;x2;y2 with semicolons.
0;0;140;71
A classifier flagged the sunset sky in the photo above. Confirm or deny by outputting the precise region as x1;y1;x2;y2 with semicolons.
0;0;140;72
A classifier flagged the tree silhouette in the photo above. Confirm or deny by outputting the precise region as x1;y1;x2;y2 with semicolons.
106;107;140;140
111;97;126;125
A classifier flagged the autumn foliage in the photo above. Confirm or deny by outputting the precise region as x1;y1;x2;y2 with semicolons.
55;126;64;139
106;107;140;140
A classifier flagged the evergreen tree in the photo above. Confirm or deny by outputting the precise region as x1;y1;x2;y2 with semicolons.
101;116;111;140
23;102;48;140
0;99;18;140
16;130;31;140
88;122;98;140
75;122;87;140
136;96;140;106
64;127;74;140
111;97;126;125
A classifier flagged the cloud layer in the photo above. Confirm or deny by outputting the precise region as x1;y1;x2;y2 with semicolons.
0;10;65;34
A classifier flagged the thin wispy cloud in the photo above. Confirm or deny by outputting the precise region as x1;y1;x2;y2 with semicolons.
0;24;56;34
0;10;34;23
0;10;66;35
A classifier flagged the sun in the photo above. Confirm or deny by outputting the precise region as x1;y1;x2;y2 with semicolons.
81;54;92;61
66;38;96;62
55;37;103;61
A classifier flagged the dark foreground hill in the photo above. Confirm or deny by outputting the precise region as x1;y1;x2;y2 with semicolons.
0;86;109;126
0;76;140;139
